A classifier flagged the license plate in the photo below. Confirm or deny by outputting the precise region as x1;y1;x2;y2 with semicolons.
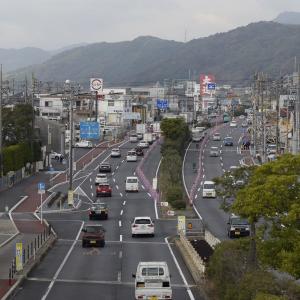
149;297;158;300
90;240;96;244
235;231;240;235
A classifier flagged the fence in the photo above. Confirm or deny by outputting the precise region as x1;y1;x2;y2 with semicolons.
0;167;30;192
8;226;53;286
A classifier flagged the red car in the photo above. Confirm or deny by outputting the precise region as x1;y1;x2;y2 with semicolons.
96;183;112;197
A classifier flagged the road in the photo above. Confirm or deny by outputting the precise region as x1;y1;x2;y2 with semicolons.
185;121;245;240
13;140;203;300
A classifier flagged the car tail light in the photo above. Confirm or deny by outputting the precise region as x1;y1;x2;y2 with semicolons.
137;296;144;299
148;224;154;227
164;296;171;299
132;224;138;228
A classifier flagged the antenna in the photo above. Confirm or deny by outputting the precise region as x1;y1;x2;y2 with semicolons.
184;29;187;42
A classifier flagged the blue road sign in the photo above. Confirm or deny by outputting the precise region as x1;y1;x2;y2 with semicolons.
38;182;45;191
156;99;169;109
207;83;216;90
80;122;100;140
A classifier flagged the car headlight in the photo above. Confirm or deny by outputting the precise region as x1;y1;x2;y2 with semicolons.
246;227;250;231
230;227;236;231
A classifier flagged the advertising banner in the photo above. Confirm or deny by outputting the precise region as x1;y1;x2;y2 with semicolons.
200;74;216;96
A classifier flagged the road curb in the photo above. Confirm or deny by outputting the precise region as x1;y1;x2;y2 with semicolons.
1;234;57;300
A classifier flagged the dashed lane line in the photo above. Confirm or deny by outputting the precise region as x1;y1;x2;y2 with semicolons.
119;220;122;227
120;192;123;197
120;210;123;216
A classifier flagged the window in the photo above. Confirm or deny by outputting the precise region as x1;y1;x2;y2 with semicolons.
45;101;53;107
108;100;114;107
141;267;164;276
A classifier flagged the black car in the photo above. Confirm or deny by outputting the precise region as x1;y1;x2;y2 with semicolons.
223;137;234;146
135;147;144;156
99;163;111;173
89;203;108;220
227;215;250;238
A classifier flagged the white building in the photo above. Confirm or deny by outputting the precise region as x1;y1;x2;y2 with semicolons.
39;94;66;121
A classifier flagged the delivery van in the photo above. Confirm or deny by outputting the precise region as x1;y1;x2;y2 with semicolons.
125;176;139;192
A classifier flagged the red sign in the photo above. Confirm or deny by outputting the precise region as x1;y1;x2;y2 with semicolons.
200;74;215;96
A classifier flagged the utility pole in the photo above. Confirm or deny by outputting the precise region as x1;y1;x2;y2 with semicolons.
0;64;3;179
95;91;98;122
276;81;280;154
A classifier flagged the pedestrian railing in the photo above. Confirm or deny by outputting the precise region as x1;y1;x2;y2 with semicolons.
8;226;53;286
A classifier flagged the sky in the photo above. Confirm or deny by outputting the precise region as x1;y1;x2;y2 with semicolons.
0;0;300;50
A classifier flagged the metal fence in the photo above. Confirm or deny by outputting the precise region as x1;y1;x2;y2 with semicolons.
8;226;53;286
0;168;25;191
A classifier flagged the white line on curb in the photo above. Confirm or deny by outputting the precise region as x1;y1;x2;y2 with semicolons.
119;220;122;227
120;235;123;242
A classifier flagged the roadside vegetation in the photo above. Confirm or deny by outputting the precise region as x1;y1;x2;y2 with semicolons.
207;154;300;299
2;104;41;174
159;118;190;209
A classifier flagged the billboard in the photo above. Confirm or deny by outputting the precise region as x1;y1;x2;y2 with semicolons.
156;99;169;109
200;74;216;96
90;78;103;92
80;122;100;139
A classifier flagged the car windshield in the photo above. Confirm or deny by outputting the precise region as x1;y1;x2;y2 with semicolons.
214;133;220;136
204;184;215;189
211;147;218;150
141;267;164;276
268;145;276;149
98;184;109;188
100;164;110;167
93;204;107;210
135;219;151;224
130;134;137;137
231;218;249;225
97;174;106;178
85;226;104;233
127;178;137;183
112;148;119;152
225;137;233;141
128;151;136;155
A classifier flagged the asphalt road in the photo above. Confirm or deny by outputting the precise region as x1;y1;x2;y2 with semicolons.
186;121;245;240
13;139;204;300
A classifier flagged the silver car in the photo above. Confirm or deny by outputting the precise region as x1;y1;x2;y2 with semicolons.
209;146;219;157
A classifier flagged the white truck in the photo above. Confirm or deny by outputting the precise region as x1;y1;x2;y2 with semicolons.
143;132;154;145
151;122;161;133
136;124;146;134
133;261;172;300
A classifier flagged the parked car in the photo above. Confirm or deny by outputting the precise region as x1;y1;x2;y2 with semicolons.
212;132;221;141
230;120;237;127
49;151;63;160
96;183;112;197
209;146;219;157
227;214;250;238
99;163;111;173
95;173;108;185
125;176;139;192
202;181;216;198
75;140;93;148
89;203;108;220
133;262;172;300
131;217;154;237
224;136;234;146
127;150;137;162
82;224;105;247
137;141;149;149
111;148;121;158
135;147;144;156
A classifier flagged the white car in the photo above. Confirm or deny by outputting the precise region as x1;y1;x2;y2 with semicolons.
95;173;108;185
126;150;137;162
202;181;216;198
230;121;237;127
133;262;172;300
75;140;93;148
137;133;143;140
49;151;63;160
131;217;154;237
212;132;221;141
125;176;139;192
209;146;219;157
239;115;245;119
130;134;138;143
138;141;149;148
111;148;121;158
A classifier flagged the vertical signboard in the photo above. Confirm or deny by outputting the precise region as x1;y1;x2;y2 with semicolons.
177;216;186;234
16;242;23;271
200;74;216;96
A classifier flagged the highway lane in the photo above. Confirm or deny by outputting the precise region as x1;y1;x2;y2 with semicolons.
189;121;245;240
13;139;202;299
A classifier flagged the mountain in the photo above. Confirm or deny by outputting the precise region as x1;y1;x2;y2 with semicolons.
0;47;50;71
274;12;300;25
49;43;90;56
9;22;300;85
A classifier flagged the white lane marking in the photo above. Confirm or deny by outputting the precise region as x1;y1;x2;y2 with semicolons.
154;199;159;220
147;192;151;198
90;185;93;189
120;192;123;197
120;210;123;216
116;166;119;170
121;160;124;163
155;158;162;178
117;271;121;282
112;172;115;176
222;169;226;172
113;178;116;182
197;187;201;192
119;251;123;259
203;168;205;173
41;222;84;300
120;235;123;242
122;201;126;205
89;178;92;182
220;156;222;160
119;220;122;227
116;185;119;190
165;237;195;300
91;193;94;197
195;194;198;199
141;185;145;190
202;174;205;179
133;172;136;176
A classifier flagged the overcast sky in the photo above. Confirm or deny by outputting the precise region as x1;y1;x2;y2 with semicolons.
0;0;300;50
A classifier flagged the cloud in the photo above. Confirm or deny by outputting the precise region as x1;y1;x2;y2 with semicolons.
0;0;300;49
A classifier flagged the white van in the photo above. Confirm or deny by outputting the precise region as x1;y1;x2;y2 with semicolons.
133;262;172;300
130;133;138;143
126;150;137;162
202;180;216;198
126;176;139;192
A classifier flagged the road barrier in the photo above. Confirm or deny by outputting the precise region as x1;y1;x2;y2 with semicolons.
204;229;220;248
